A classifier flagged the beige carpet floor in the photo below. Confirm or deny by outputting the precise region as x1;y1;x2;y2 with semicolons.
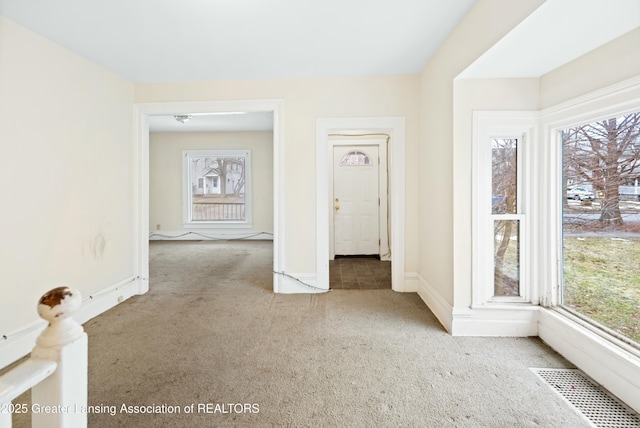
10;240;592;427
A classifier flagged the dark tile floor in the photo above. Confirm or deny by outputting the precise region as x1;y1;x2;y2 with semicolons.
329;256;391;289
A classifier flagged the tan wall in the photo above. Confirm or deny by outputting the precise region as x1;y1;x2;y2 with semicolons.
418;0;545;306
136;75;420;273
0;17;134;336
149;131;273;234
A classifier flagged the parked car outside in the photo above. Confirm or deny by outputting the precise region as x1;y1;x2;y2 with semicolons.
567;187;594;201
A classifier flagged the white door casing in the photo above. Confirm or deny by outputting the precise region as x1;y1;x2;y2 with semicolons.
333;145;379;255
317;117;405;292
133;99;285;293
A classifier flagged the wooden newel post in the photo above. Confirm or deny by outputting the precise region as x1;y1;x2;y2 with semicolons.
31;287;87;428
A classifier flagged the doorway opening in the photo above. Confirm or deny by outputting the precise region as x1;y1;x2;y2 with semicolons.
328;136;391;289
328;132;391;289
134;100;285;295
330;138;389;258
316;117;406;292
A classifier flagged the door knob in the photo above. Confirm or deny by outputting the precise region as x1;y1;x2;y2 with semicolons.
335;205;340;210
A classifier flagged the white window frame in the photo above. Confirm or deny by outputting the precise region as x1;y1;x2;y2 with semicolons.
182;149;252;228
539;81;640;311
470;80;640;412
535;81;640;414
472;112;538;306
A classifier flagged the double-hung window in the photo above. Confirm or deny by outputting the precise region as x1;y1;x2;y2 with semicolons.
473;113;536;305
491;137;524;298
474;103;639;346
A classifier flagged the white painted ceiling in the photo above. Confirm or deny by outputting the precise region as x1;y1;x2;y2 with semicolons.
2;0;637;131
0;0;477;82
0;0;478;132
147;111;274;132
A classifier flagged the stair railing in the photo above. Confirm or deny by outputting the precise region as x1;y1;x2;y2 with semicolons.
0;287;87;428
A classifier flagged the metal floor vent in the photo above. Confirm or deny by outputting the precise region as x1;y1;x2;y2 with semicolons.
531;368;640;428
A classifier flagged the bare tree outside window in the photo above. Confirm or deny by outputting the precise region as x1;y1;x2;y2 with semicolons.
563;113;640;224
492;138;520;296
562;112;640;344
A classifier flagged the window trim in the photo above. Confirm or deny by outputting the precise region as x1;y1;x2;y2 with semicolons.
536;78;640;414
539;81;640;309
467;79;640;413
545;106;640;351
182;149;252;228
490;137;525;300
472;112;538;306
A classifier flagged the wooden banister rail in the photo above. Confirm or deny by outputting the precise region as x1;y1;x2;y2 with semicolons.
0;287;87;428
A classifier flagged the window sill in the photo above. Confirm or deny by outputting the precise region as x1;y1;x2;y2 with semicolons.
470;301;537;309
551;306;640;357
538;307;640;413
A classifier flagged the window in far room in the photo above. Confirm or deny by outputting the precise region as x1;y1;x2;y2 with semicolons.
183;150;251;227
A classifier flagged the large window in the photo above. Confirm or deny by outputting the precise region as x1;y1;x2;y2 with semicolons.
561;112;640;345
183;150;251;227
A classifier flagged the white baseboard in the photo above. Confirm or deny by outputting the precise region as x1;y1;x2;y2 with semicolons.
149;230;274;241
401;272;419;292
415;273;538;336
274;272;329;294
0;319;47;369
539;308;640;413
451;305;539;337
416;273;454;333
74;277;138;325
0;277;138;370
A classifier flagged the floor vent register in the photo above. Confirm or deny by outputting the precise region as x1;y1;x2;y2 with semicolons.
531;368;640;428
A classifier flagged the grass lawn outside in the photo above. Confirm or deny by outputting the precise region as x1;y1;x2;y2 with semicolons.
563;236;640;344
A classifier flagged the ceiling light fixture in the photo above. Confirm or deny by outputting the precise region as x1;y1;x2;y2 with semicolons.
174;115;192;124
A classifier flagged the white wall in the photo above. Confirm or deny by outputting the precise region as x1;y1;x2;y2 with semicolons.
136;76;420;275
416;0;545;326
452;78;540;310
149;131;273;235
0;16;135;367
540;27;640;109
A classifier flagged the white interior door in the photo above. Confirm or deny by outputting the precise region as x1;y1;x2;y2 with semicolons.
333;145;379;255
